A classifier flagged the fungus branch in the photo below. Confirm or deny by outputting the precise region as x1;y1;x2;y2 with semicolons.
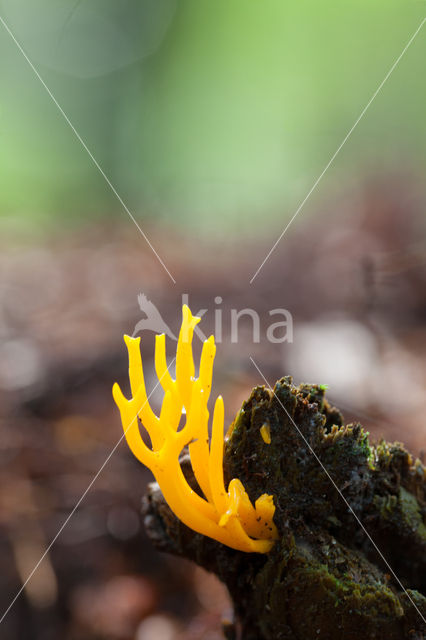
113;305;277;553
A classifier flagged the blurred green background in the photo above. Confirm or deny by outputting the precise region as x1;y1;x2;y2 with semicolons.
1;0;425;236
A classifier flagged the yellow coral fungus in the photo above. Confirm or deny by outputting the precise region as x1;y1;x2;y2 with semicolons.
260;423;271;444
113;305;277;553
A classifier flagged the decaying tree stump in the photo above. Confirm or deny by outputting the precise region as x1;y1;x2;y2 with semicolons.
143;377;426;639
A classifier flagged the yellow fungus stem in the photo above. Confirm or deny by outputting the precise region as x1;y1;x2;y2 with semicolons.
260;423;271;445
154;333;175;398
209;396;227;514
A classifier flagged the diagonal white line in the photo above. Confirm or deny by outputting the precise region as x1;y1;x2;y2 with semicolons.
0;356;176;625
249;356;426;624
249;17;426;284
0;13;176;285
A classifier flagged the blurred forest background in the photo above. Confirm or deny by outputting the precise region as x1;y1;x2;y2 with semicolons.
0;1;425;639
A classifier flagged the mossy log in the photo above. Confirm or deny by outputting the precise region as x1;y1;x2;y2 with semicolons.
143;377;426;639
